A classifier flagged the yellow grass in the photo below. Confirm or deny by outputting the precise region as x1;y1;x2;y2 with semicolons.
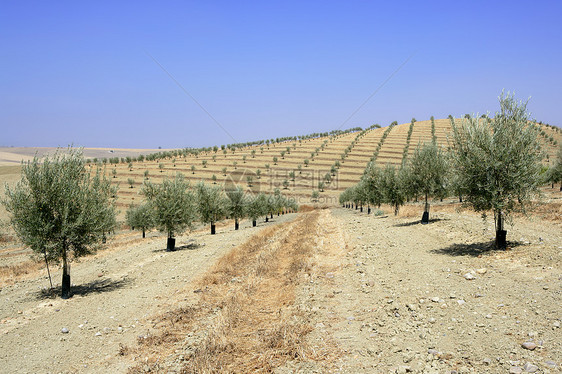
128;211;340;373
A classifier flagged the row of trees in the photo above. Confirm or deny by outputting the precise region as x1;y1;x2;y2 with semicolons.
341;92;556;249
86;127;364;165
127;178;298;251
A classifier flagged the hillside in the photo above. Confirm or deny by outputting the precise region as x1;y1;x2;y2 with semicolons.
105;119;561;214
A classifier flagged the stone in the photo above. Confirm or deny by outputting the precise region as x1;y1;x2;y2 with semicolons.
475;268;487;274
482;358;491;365
553;321;560;328
521;342;537;350
544;360;557;368
95;332;102;336
522;363;538;372
509;367;523;374
463;273;475;280
61;327;69;334
431;297;440;302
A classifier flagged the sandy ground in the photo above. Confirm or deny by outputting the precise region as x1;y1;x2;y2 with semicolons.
0;204;560;373
0;215;297;374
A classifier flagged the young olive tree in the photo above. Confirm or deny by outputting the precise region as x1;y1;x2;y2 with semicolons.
195;182;226;235
546;142;562;190
247;193;267;227
3;148;116;298
407;142;449;223
226;186;246;230
450;92;544;248
380;164;406;215
126;203;155;238
141;174;197;251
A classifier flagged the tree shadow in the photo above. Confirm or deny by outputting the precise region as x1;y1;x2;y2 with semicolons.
431;240;527;257
152;241;203;253
393;218;447;227
35;277;132;300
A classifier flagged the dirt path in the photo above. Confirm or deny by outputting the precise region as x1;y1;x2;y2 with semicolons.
301;207;561;373
0;215;298;374
1;207;560;373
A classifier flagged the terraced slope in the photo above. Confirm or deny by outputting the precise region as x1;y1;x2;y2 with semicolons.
103;119;562;213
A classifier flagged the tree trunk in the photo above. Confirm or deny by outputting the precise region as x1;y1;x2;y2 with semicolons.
43;249;53;290
270;213;273;219
495;210;507;249
167;232;175;251
421;193;430;224
235;219;239;230
252;220;256;227
368;206;371;214
360;205;363;212
265;217;269;222
211;222;216;235
142;228;145;238
394;204;399;216
61;244;70;299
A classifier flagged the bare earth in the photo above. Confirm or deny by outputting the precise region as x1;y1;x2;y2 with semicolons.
0;204;561;373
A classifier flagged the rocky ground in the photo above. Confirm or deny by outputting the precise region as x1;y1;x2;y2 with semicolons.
297;206;561;373
0;201;560;373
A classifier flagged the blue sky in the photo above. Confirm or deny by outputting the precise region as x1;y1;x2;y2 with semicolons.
1;1;561;148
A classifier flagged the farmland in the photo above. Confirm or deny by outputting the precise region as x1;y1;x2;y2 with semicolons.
0;119;561;373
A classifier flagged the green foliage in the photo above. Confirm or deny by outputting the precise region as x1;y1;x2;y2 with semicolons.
545;142;562;187
126;203;155;236
144;170;149;180
407;142;449;208
311;190;319;201
128;178;135;188
3;148;116;296
226;186;246;222
141;174;197;238
195;182;226;226
247;193;267;221
450;92;543;238
380;164;406;215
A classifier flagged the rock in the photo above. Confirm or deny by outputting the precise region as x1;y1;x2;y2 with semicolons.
521;342;537;350
482;358;491;365
544;360;557;368
61;327;69;334
522;363;538;372
475;268;487;274
463;273;475;280
95;332;102;336
485;314;492;319
509;367;523;374
553;321;560;328
457;299;466;305
431;297;440;302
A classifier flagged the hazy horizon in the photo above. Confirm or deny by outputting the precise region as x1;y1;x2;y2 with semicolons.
2;1;561;149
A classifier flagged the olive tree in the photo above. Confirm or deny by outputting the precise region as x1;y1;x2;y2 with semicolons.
450;92;544;248
141;173;197;251
126;203;155;238
407;142;449;223
226;186;246;230
546;143;562;190
380;164;406;215
195;182;226;235
247;193;267;227
3;148;116;298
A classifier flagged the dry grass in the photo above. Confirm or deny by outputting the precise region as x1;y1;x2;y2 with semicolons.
128;211;339;373
0;260;43;286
